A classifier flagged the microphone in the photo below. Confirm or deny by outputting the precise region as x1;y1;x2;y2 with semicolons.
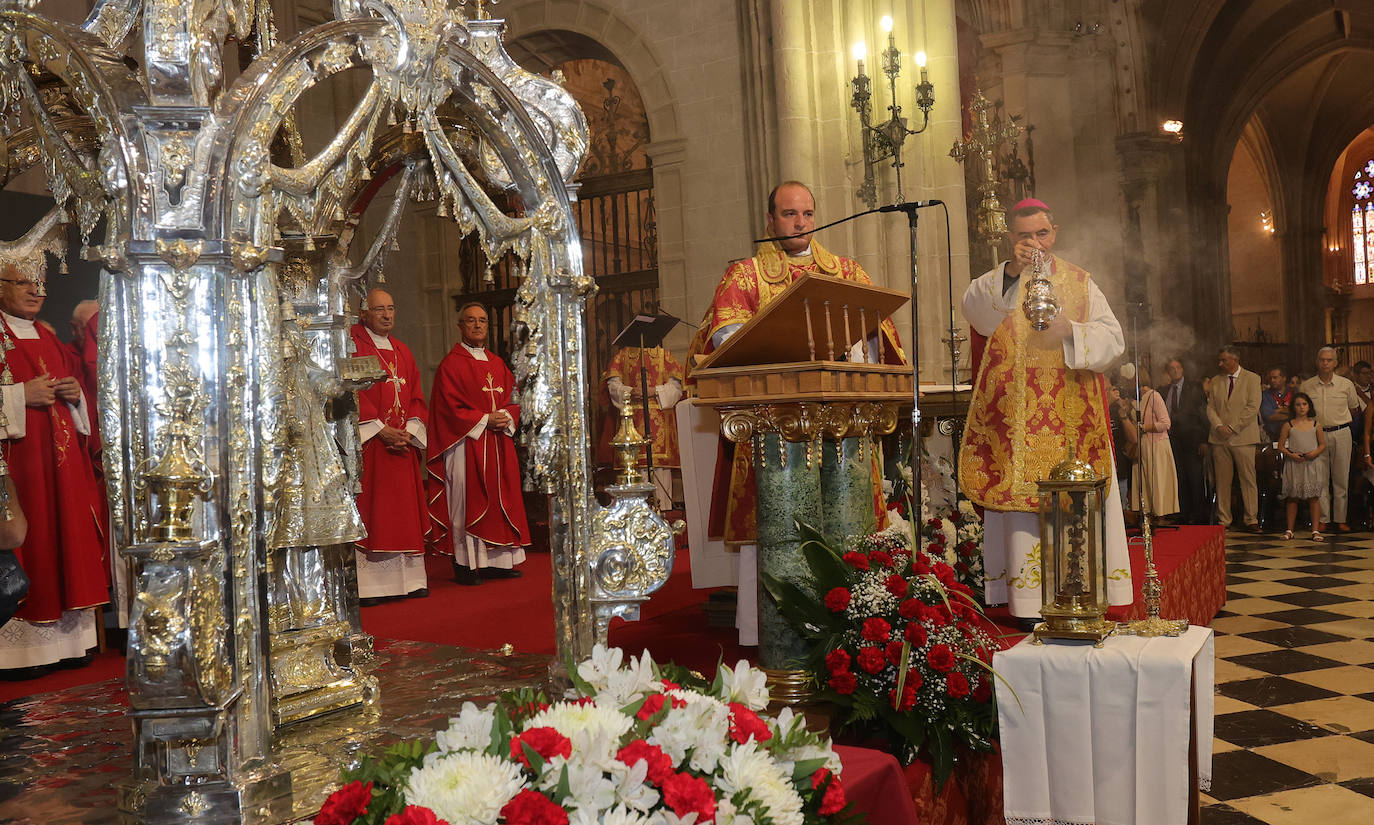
878;200;944;212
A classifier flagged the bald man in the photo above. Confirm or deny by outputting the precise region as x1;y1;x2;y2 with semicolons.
349;288;430;601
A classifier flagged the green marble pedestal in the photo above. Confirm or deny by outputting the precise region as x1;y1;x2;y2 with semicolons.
720;402;900;697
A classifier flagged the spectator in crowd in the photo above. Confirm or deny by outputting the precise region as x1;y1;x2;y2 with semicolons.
1109;382;1137;517
1260;366;1293;442
1132;368;1179;518
1159;356;1209;523
1208;346;1262;531
1301;347;1361;533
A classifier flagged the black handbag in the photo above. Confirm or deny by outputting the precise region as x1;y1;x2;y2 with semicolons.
0;551;28;629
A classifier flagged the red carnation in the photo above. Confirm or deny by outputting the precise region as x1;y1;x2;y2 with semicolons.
955;561;970;574
898;597;922;619
911;557;931;575
927;644;956;673
661;679;681;691
958;540;977;557
829;671;857;694
973;678;993;704
905;668;924;693
869;550;895;568
927;517;943;528
825;648;852;674
728;702;773;744
935;564;957;587
384;806;451;825
663;772;717;823
884;574;909;598
887;684;918;711
316;780;372;825
885;640;906;666
810;768;847;815
509;727;572;768
857;645;887;674
617;739;675;785
946;671;971;698
637;693;668;721
904;623;928;647
825;587;852;612
922;604;950;627
842;551;870;570
861;617;891;642
499;789;569;825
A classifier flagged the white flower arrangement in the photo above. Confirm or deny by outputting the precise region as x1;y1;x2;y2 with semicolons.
312;647;854;825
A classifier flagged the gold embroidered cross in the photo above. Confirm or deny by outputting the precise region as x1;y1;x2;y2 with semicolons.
481;373;504;411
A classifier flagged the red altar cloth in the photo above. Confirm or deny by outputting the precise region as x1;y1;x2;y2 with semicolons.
834;744;921;824
1108;525;1227;627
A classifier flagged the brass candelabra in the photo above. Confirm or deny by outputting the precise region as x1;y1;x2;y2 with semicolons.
850;16;936;207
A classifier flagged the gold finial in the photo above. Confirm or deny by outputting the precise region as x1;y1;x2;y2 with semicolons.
610;386;648;486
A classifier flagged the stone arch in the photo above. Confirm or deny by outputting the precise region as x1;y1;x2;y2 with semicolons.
1143;0;1374;352
497;0;692;354
500;0;682;143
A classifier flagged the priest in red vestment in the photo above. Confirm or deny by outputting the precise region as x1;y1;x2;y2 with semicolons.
351;288;430;600
425;302;530;586
0;267;108;671
683;180;906;645
685;181;905;545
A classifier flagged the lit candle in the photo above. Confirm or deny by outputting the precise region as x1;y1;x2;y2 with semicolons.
853;42;867;76
915;50;929;83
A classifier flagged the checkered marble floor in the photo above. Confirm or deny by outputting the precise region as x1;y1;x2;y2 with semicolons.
1202;531;1374;824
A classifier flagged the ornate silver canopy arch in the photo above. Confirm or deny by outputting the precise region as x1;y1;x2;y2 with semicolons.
0;1;682;822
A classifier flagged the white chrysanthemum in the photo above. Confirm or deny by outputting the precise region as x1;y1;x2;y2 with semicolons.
716;660;769;710
404;751;526;825
578;644;626;692
526;701;634;750
717;743;805;825
647;811;701;825
434;702;496;753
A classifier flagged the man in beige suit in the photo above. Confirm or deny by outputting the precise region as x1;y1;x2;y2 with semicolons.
1208;345;1263;531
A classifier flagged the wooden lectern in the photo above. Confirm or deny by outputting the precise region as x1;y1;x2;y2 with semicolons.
692;273;912;698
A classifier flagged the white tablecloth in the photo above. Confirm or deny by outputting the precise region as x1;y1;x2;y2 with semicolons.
994;625;1214;825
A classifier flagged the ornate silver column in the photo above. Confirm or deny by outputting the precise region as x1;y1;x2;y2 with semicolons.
0;2;592;823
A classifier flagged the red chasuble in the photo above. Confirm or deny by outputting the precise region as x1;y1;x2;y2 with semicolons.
684;241;906;545
425;343;531;550
350;323;430;552
2;316;108;622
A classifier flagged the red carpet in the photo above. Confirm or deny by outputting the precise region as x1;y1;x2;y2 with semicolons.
1;548;742;703
0;524;1223;704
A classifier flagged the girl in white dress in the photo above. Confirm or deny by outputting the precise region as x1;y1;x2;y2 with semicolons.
1279;392;1328;541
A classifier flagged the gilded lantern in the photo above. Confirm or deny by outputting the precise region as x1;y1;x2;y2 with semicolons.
1033;447;1116;644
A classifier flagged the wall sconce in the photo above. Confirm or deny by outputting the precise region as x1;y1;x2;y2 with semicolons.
1260;210;1275;235
850;15;936;207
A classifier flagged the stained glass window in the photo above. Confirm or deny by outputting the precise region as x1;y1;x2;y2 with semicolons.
1355;204;1366;285
1366;202;1374;285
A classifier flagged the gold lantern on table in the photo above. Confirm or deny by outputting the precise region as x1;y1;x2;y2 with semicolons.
1033;447;1117;645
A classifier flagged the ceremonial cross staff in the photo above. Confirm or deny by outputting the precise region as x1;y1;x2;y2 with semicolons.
950;85;1021;265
